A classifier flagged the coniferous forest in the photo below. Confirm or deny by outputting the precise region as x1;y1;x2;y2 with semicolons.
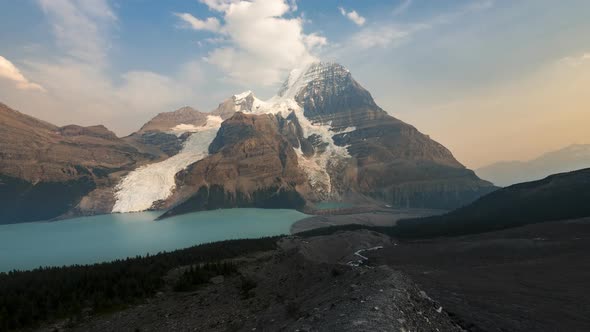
0;237;277;331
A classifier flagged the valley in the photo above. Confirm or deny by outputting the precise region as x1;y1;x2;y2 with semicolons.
1;2;588;331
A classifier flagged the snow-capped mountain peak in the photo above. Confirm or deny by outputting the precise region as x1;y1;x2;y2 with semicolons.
233;90;253;101
276;61;351;99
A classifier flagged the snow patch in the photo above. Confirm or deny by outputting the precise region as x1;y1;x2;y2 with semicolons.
171;124;202;133
233;90;252;100
112;115;223;213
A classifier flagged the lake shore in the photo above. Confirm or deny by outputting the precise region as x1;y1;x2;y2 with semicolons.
291;207;446;234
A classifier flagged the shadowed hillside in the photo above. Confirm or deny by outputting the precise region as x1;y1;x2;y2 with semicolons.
394;168;590;237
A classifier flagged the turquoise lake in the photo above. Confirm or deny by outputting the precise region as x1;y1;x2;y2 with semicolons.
0;209;308;273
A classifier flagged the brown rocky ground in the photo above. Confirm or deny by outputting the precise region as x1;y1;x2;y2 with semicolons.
39;231;461;332
368;218;590;331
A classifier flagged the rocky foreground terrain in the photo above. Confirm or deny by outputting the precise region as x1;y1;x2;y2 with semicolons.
369;217;590;331
40;231;461;332
35;215;590;332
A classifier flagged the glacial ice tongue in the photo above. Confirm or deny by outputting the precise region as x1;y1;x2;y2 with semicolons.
111;115;223;213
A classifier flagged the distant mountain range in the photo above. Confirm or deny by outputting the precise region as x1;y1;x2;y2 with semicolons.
476;144;590;187
0;62;494;224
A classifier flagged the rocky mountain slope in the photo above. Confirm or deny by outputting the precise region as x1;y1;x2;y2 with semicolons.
0;103;163;223
157;62;494;217
476;144;590;186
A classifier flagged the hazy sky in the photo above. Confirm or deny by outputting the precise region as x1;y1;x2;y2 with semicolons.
0;0;589;168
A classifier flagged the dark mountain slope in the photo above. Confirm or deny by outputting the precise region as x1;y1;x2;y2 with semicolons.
395;168;590;237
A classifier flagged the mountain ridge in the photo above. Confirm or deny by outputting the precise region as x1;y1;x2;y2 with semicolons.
0;103;168;223
395;167;590;238
476;144;590;186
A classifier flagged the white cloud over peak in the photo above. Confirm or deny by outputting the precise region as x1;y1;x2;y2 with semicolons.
0;56;45;91
37;0;115;64
175;13;221;32
338;7;366;27
179;0;325;87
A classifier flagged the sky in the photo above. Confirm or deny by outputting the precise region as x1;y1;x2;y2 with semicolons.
0;0;589;168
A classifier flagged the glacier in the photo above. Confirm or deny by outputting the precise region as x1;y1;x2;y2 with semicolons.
112;115;223;213
113;62;354;213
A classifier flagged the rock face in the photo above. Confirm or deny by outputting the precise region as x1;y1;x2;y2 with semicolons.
211;91;257;120
157;112;312;218
0;103;158;223
162;62;494;217
137;106;207;133
126;107;210;158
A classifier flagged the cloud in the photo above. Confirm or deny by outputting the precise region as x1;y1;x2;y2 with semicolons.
199;0;236;12
0;56;45;91
559;53;590;67
182;0;325;87
350;25;415;49
392;0;413;16
37;0;116;64
304;33;328;49
338;7;366;26
0;0;221;135
347;0;493;51
174;13;221;32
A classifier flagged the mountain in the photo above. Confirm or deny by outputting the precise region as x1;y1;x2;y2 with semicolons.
0;62;495;223
0;103;164;224
155;62;494;217
394;168;590;238
476;144;590;186
124;106;210;158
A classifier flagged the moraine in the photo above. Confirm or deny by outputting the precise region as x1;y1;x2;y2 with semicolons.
0;209;307;273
